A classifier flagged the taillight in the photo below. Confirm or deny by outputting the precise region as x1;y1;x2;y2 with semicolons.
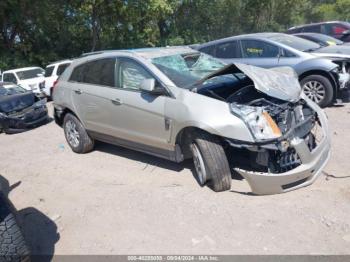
51;80;59;97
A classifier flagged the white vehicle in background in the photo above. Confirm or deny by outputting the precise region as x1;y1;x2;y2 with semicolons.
1;67;45;94
44;60;72;97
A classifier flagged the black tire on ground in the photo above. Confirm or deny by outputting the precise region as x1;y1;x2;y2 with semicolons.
192;131;231;192
0;196;30;261
300;75;334;108
63;113;94;153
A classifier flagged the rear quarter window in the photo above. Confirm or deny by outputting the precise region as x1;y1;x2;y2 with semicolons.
57;63;71;76
45;66;54;77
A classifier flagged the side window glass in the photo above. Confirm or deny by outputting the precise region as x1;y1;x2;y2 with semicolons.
332;24;347;35
241;40;279;58
303;25;321;33
57;63;71;76
69;64;85;82
282;48;296;57
45;66;54;77
70;58;116;87
82;58;116;86
118;60;153;90
3;73;17;84
199;45;215;56
216;41;240;58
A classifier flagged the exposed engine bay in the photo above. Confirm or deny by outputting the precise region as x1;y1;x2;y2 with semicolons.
195;68;320;174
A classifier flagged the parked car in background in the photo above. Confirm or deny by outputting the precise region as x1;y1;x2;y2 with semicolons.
0;82;48;134
44;60;72;98
194;33;349;107
287;21;350;42
53;47;330;194
1;67;45;94
293;32;350;47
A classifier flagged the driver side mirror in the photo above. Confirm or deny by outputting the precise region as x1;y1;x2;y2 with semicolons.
140;78;165;95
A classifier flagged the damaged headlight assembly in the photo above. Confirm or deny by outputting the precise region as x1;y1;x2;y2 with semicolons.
230;103;282;142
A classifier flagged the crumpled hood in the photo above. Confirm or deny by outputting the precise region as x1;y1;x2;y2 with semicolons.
0;92;35;113
235;63;302;102
196;63;302;102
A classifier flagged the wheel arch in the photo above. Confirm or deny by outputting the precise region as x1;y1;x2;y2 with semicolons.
175;126;222;160
54;106;80;127
299;69;338;100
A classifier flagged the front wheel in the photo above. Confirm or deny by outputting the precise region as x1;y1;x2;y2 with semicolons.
300;75;334;108
191;132;231;192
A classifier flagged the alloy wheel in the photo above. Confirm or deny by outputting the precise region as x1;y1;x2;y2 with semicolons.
65;120;80;148
191;143;207;185
302;80;326;104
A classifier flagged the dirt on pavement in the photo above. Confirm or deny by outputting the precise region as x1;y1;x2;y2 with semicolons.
0;102;350;255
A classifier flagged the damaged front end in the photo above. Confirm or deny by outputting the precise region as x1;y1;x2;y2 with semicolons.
197;63;331;194
0;94;48;134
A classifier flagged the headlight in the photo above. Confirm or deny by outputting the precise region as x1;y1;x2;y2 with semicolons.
230;104;282;141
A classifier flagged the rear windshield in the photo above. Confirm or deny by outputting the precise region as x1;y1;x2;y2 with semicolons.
0;84;27;96
16;68;44;80
268;34;321;52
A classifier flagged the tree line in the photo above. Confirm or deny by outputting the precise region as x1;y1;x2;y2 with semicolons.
1;0;349;70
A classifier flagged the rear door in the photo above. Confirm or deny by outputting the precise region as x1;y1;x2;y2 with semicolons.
240;39;280;68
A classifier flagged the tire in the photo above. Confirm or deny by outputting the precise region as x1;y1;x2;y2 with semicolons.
300;75;334;108
63;113;94;153
0;196;30;262
191;131;231;192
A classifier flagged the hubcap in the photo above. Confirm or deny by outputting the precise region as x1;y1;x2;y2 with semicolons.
302;81;326;104
191;143;207;185
65;120;80;147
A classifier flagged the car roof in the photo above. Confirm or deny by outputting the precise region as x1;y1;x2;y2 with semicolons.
46;60;72;67
288;21;348;30
81;46;197;60
0;82;16;86
198;32;287;46
3;67;43;73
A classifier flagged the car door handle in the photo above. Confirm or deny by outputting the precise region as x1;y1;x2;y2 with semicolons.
111;98;122;105
74;89;82;95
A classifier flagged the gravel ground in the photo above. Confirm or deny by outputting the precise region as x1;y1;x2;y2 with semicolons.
0;102;350;256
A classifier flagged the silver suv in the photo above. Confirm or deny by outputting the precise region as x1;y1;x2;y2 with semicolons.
53;47;331;195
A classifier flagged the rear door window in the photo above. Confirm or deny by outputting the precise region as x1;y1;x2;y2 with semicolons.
70;58;116;87
57;63;71;76
241;40;279;58
215;41;241;58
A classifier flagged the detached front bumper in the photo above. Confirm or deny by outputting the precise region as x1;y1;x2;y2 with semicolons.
234;102;331;195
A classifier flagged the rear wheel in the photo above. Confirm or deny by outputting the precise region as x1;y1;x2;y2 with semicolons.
63;113;94;153
300;75;334;108
191;132;231;192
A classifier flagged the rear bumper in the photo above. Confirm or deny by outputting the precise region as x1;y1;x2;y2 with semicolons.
234;99;331;195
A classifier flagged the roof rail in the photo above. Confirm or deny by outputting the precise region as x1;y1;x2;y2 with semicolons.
80;50;118;57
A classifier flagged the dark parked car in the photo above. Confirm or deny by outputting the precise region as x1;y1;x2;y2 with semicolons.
293;32;349;47
0;82;48;134
194;33;349;107
287;21;350;42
